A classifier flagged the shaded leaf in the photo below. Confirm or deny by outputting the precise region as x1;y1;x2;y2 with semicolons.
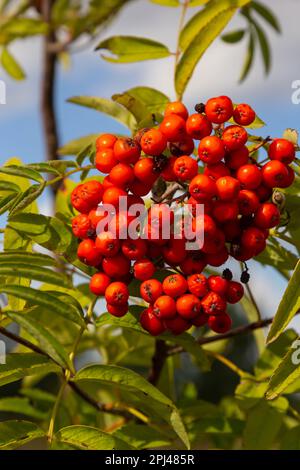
0;420;44;450
222;29;245;43
55;425;133;450
68;96;136;130
58;135;98;157
251;1;281;33
0;285;85;327
0;165;43;183
243;400;283;449
267;260;300;344
6;312;74;372
0;397;46;420
239;30;255;82
0;353;59;387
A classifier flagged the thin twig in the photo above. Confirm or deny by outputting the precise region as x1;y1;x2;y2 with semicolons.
148;339;168;385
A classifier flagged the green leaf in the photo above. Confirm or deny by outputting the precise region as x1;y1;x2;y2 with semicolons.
222;29;245;43
112;91;153;127
58;134;98;157
0;181;20;195
8;213;73;256
176;4;243;98
243;400;283;449
95;36;171;63
251;1;281;33
239;30;255;82
125;86;170;115
74;364;189;448
267;260;300;344
55;425;133;450
189;0;210;5
252;18;271;74
27;161;77;174
0;420;44;450
0;263;70;287
0;193;18;215
0;285;85;327
114;423;171;449
0;353;59;387
179;0;250;51
1;18;48;37
0;165;43;183
283;128;298;145
0;397;46;420
6;312;74;372
0;250;56;267
1;48;25;80
150;0;180;6
256;237;298;280
9;182;46;216
265;339;300;400
281;425;300;450
68;96;136;130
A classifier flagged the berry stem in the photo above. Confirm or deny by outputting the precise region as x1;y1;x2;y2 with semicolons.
206;351;249;378
240;262;262;321
249;136;272;154
45;165;94;187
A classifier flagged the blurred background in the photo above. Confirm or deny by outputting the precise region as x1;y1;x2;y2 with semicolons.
1;0;299;321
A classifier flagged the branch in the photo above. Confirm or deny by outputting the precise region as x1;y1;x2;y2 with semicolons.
148;339;168;385
167;316;277;356
0;325;133;421
41;0;60;192
152;182;183;204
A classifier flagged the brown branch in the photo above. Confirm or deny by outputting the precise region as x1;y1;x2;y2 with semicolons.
148;339;168;385
167;316;276;356
41;0;60;192
249;136;272;155
0;325;47;356
152;182;182;204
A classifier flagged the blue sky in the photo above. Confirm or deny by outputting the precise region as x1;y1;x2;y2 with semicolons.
0;0;299;323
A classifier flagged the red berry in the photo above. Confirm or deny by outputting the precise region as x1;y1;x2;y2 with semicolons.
102;254;131;279
164;315;190;335
241;227;266;255
77;239;102;267
107;303;128;317
198;136;225;164
222;125;248;151
225;146;249;170
162;274;188;298
226;281;244;304
109;163;134;188
212;201;239;223
95;149;118;173
89;273;111;296
95;232;120;257
114;138;141;164
169;136;194;157
140;307;166;336
141;129;167;156
206;248;229;267
162;239;187;265
201;292;227;316
281;165;295;188
208;275;229;297
140;279;163;304
262;160;289;188
204;162;230;180
71;181;103;214
205;96;234;124
233;103;256;126
96;133;117;151
186;113;212;140
161;156;177;182
165;101;188;120
102;186;127;209
176;294;201;320
154;295;177;319
268;138;295;164
134;157;158;185
192;313;209;327
133;258;155;281
254;202;280;229
238;190;260;216
105;281;129;306
216;176;240;201
208;313;232;333
72;214;94;239
237;164;262;190
189;174;217;202
187;273;208;297
160;114;186;142
180;256;207;275
173;155;198;181
122;238;147;260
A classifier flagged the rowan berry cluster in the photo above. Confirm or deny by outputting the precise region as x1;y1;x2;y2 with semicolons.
70;95;296;336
